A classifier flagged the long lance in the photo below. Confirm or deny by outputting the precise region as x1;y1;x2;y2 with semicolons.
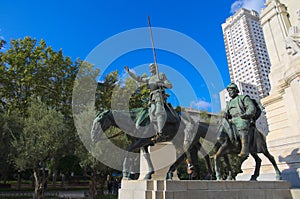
147;16;167;117
147;16;177;120
147;16;160;80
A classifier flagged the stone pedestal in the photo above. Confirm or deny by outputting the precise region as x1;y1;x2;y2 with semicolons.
139;142;179;180
118;180;292;199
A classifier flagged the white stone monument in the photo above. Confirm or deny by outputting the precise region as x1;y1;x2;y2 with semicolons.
243;0;300;187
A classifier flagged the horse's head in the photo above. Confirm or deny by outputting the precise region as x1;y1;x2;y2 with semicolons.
91;110;115;143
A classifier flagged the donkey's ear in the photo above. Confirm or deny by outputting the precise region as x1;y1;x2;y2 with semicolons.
103;110;110;114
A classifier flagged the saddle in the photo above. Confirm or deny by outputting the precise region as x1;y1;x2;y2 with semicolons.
134;103;180;128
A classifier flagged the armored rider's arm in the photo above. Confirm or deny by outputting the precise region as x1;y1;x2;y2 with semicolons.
157;73;172;89
241;96;256;119
124;66;148;83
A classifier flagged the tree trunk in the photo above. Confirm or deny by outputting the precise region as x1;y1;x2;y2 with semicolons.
88;175;97;199
52;170;57;188
98;175;105;195
33;169;45;199
61;173;65;188
17;170;21;190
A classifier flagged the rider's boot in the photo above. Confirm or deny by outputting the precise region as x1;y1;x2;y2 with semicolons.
151;114;167;142
238;134;249;157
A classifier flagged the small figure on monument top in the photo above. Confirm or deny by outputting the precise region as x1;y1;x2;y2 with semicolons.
224;82;256;157
124;63;172;142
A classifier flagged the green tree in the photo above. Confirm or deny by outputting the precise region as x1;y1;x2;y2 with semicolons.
74;102;114;199
95;70;119;111
0;37;83;186
0;37;78;116
12;98;66;199
199;110;210;122
0;111;24;184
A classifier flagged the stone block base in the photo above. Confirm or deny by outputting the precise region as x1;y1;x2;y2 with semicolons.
118;180;292;199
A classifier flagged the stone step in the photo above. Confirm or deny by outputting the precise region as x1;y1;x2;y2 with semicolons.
119;180;293;199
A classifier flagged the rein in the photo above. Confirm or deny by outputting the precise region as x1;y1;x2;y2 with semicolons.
97;130;125;140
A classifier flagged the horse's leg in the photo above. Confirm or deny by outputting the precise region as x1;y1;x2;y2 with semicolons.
194;142;213;180
123;138;151;180
249;153;262;181
263;150;282;180
166;153;186;180
204;154;214;180
214;143;225;180
123;152;132;180
223;155;234;180
188;145;199;179
142;146;155;180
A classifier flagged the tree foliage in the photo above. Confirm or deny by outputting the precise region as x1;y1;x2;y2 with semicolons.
11;98;66;198
0;111;24;183
0;37;85;197
0;37;78;117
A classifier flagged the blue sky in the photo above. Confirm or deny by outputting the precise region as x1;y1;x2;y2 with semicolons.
0;0;266;113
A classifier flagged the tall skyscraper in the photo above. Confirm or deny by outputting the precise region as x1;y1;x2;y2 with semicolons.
219;8;271;134
222;8;271;98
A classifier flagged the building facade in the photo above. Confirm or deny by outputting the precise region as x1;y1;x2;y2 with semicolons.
222;8;271;98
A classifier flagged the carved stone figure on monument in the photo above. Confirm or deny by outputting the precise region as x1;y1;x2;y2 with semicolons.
285;10;300;55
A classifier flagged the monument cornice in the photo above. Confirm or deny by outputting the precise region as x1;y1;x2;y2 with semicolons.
284;68;300;85
261;93;283;107
260;0;288;26
282;56;300;85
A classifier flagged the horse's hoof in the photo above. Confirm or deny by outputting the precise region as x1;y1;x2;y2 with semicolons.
122;172;132;180
166;172;173;180
276;172;282;180
143;171;154;180
149;141;155;146
250;175;257;181
226;176;233;181
204;173;212;180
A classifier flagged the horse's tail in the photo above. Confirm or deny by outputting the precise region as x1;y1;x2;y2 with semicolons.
249;127;267;153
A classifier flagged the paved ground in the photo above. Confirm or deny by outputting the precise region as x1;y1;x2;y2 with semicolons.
0;190;88;198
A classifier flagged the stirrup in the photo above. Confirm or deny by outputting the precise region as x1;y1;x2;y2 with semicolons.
238;152;249;157
151;133;167;142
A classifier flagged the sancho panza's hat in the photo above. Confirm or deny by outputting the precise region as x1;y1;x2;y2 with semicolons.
226;83;239;93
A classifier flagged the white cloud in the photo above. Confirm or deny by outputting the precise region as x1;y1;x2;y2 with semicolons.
230;0;266;14
0;28;5;41
190;100;211;110
0;29;6;51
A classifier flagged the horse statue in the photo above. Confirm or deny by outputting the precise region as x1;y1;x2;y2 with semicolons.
213;118;282;180
90;105;215;180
